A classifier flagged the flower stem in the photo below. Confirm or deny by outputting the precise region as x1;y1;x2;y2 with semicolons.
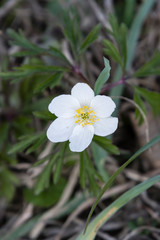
100;77;128;94
72;65;90;85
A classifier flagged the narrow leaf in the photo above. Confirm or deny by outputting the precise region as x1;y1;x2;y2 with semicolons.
34;72;63;93
84;134;160;233
79;24;101;54
103;39;122;65
93;135;119;155
94;57;111;95
77;175;160;240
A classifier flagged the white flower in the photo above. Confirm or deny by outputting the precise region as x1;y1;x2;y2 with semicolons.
47;83;118;152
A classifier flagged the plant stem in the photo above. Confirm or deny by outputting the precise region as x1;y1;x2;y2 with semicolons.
72;65;90;85
100;77;128;94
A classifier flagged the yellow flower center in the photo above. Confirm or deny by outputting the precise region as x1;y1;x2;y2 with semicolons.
74;106;99;127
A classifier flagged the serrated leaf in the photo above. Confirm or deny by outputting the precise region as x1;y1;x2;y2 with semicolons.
8;133;44;154
34;72;63;93
0;65;68;83
94;57;111;95
79;24;101;54
93;135;119;155
134;86;160;116
7;29;44;54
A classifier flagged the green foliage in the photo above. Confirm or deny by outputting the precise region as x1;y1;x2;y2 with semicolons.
123;0;136;27
0;167;19;201
35;152;59;195
80;151;101;195
79;24;101;54
49;47;71;65
7;29;44;54
133;52;160;77
93;135;120;155
34;72;64;93
8;132;46;155
104;14;127;71
0;65;68;83
53;142;67;184
94;57;111;95
77;174;160;240
33;111;56;121
84;134;160;233
24;178;66;207
134;86;160;117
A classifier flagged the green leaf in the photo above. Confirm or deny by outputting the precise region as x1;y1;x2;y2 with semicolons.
77;175;160;240
0;168;19;201
103;39;122;65
80;152;86;189
63;11;79;56
126;1;156;71
134;86;160;116
24;98;52;114
0;65;68;82
8;133;45;154
24;178;66;207
133;52;160;77
123;0;136;26
53;142;67;184
91;142;109;182
26;134;47;154
110;0;156;112
119;23;127;69
79;24;101;54
12;50;40;57
108;14;119;42
33;111;56;121
0;122;9;148
94;57;111;95
7;29;44;54
84;134;160;234
35;153;59;195
34;72;64;93
93;135;120;155
49;47;71;65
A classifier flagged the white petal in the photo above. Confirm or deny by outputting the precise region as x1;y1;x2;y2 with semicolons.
69;125;94;152
90;95;116;118
48;95;80;117
47;117;75;142
94;117;118;136
71;83;94;107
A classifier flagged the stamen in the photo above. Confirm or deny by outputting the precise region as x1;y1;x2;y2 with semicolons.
74;106;99;127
